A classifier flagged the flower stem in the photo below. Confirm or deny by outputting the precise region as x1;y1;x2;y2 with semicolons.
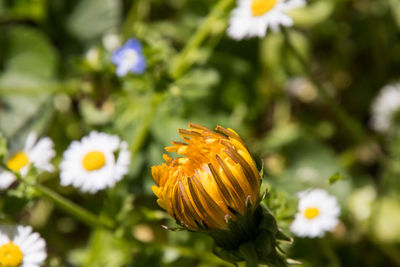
0;163;114;229
129;92;165;161
122;0;149;40
0;80;80;96
169;0;235;79
238;242;259;267
282;28;366;143
33;183;115;229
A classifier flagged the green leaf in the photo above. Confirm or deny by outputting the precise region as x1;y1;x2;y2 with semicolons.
261;31;309;86
0;0;46;21
256;123;301;152
151;112;187;147
175;68;220;99
0;26;58;138
289;0;335;27
67;0;121;41
2;26;57;79
329;172;344;185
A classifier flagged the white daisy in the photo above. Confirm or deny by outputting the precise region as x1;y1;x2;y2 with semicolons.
227;0;306;40
0;132;55;190
60;131;130;193
370;82;400;133
290;189;340;238
0;225;47;267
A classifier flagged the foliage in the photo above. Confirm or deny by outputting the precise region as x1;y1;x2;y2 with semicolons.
0;0;400;266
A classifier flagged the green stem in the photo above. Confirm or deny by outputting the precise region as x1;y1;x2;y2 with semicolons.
122;0;149;40
282;28;366;143
0;163;114;229
33;184;114;229
0;80;80;96
238;242;259;267
169;0;235;79
129;92;165;161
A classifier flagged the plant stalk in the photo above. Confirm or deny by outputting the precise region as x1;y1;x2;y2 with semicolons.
33;183;115;229
0;163;114;229
129;92;165;162
169;0;235;79
122;0;150;39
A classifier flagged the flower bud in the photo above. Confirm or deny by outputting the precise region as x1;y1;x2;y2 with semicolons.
152;123;289;266
152;123;260;230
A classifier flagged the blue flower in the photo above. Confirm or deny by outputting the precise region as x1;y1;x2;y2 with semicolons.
112;38;146;77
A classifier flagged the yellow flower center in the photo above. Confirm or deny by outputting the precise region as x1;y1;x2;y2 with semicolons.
251;0;278;17
304;207;320;220
6;152;29;172
82;151;106;171
0;242;23;267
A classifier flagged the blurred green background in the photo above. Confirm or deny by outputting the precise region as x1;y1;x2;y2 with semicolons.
1;0;400;266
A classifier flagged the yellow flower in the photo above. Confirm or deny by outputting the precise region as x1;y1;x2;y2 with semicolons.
151;123;261;231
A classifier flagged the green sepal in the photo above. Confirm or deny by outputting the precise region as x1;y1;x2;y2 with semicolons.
208;203;289;267
213;245;242;265
259;161;264;179
254;230;273;256
238;242;258;267
161;224;186;231
276;229;293;243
